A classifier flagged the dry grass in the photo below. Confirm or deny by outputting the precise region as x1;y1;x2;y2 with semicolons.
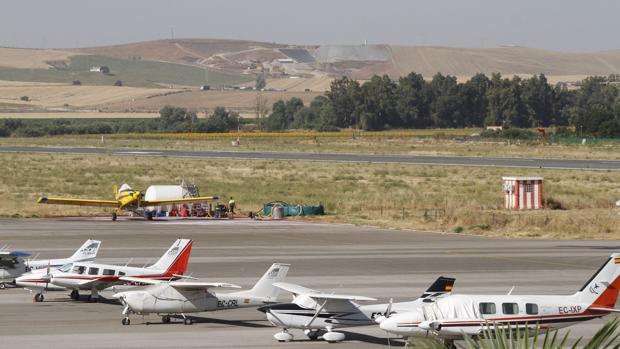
0;81;181;108
1;133;618;160
1;152;618;239
0;48;73;69
0;112;159;119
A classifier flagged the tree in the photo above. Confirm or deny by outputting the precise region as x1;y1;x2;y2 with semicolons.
326;77;362;128
358;75;398;130
265;100;288;131
159;106;197;131
255;74;266;90
254;93;269;131
114;80;123;87
396;73;432;128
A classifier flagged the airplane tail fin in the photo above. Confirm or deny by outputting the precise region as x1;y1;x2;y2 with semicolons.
573;253;620;308
68;239;101;262
242;263;290;301
418;276;456;301
148;239;193;276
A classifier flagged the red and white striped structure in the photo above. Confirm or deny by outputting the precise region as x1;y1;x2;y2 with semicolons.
502;176;543;210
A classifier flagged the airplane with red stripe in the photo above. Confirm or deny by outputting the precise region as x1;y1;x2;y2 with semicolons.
380;253;620;348
20;238;193;303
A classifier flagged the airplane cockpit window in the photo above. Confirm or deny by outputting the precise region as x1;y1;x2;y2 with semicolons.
118;271;126;276
103;269;115;276
88;267;99;275
479;302;496;315
59;263;73;273
72;265;86;274
526;303;538;315
502;303;519;315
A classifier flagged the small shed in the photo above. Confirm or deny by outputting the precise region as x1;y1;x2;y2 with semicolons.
502;176;543;210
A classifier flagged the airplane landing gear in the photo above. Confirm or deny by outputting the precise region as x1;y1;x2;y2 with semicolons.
112;212;117;221
121;317;130;326
0;282;6;289
70;290;80;300
33;293;44;302
323;330;345;343
88;288;99;302
274;329;293;342
444;340;456;349
162;315;171;324
304;329;320;340
183;317;193;325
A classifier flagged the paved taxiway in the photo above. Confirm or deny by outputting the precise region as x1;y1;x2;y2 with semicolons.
1;145;619;170
0;218;618;348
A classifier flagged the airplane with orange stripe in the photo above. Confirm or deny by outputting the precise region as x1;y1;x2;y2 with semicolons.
16;238;193;303
380;253;620;348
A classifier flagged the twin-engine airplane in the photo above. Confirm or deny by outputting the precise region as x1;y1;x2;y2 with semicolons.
38;183;218;221
21;238;193;303
259;276;455;343
380;253;620;348
1;239;100;291
114;263;290;325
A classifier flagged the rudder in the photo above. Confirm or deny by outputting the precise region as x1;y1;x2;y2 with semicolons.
574;253;620;308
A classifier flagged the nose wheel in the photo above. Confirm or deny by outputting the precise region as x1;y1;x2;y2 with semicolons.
33;293;44;302
121;317;130;326
69;290;80;300
112;212;117;221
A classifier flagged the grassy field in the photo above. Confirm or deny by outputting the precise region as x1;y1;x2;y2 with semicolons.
1;132;619;160
0;55;251;88
1;152;618;239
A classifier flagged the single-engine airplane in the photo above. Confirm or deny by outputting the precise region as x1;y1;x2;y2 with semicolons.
1;239;100;291
28;238;193;303
380;253;620;348
38;183;219;220
114;263;290;325
259;276;455;343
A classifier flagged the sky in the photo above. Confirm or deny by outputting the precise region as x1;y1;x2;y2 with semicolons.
1;0;618;52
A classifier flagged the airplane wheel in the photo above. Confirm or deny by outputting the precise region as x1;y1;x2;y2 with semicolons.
34;293;44;302
146;212;153;220
162;315;171;324
0;282;5;289
304;330;320;340
70;290;79;300
183;317;193;325
88;295;98;303
112;212;117;221
122;318;130;326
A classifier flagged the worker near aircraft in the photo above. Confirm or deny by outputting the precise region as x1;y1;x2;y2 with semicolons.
228;197;236;217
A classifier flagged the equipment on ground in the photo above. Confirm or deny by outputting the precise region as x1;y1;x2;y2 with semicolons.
380;253;620;348
114;263;290;326
38;183;218;221
257;201;324;218
259;276;455;343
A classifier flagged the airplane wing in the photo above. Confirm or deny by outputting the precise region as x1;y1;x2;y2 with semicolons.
273;282;376;302
139;196;219;207
38;197;119;207
273;282;321;297
119;276;241;290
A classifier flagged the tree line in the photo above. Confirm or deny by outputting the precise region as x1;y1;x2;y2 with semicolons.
265;73;620;136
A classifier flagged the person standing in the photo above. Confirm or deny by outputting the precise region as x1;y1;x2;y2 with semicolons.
228;196;236;218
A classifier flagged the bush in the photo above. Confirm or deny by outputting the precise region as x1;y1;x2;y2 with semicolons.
20;96;29;101
480;128;538;140
72;80;81;85
453;226;464;233
114;80;123;86
544;197;565;210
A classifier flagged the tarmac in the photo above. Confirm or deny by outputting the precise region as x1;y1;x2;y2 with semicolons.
1;145;619;170
0;217;618;348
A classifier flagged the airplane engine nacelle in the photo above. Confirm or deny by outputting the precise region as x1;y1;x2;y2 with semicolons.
323;331;346;343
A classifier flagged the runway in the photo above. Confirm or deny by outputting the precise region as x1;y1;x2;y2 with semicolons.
0;218;618;348
1;145;619;170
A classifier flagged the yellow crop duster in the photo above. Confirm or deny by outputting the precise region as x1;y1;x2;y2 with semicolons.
38;184;219;221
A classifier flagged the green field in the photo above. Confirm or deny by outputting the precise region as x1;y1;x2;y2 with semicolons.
0;55;252;88
1;152;618;239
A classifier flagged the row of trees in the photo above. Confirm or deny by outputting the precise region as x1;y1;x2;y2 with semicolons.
0;106;240;137
264;73;620;136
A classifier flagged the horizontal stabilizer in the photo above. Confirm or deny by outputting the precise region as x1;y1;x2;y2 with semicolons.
588;306;620;313
119;276;240;290
273;282;320;296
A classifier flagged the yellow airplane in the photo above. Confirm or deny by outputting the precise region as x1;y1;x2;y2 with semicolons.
38;184;219;221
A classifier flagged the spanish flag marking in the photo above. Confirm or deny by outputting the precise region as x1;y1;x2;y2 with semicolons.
614;257;620;264
445;285;453;291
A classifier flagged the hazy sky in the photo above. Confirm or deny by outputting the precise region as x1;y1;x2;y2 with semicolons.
1;0;618;52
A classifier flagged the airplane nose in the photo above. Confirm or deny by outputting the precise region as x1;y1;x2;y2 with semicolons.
379;317;397;332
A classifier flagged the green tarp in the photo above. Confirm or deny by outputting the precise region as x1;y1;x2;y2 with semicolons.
262;201;324;216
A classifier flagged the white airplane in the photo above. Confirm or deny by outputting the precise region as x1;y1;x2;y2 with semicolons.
26;238;193;303
114;263;290;325
1;239;100;292
380;253;620;348
258;276;455;343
